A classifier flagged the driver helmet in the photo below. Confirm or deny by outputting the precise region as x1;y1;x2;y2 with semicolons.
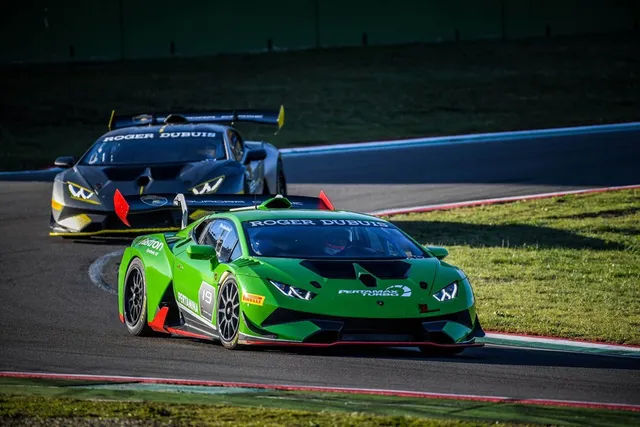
323;228;351;255
252;231;290;256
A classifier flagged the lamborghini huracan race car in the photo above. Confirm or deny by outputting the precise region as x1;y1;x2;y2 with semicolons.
117;191;485;355
49;106;287;237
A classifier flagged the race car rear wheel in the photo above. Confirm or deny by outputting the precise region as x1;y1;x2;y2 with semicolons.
217;276;240;349
123;258;154;336
276;159;287;195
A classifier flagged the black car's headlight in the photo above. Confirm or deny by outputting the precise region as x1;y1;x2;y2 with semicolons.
433;282;458;302
269;280;317;301
190;176;224;195
67;182;99;205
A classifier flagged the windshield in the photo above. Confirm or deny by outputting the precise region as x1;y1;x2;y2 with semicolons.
80;132;226;165
243;218;427;259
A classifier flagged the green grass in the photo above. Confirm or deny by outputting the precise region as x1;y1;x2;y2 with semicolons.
2;378;638;427
387;189;640;345
1;33;639;170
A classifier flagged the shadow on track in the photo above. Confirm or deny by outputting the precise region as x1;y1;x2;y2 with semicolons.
152;336;640;371
391;221;624;250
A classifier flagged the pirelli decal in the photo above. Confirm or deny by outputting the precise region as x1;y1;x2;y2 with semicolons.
242;292;265;306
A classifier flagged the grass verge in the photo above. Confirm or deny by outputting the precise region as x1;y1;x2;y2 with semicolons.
1;377;637;427
387;188;640;345
1;34;639;170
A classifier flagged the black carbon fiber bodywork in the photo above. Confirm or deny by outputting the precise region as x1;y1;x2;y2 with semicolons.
50;122;286;236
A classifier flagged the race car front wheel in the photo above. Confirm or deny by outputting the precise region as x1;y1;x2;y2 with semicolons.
123;258;154;336
217;276;240;349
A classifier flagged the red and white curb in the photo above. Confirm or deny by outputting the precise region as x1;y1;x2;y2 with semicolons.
369;184;640;217
2;371;639;412
482;333;640;358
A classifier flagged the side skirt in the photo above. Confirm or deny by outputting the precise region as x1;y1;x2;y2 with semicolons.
177;308;219;341
147;291;219;342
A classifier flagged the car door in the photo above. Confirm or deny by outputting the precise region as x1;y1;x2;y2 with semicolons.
173;219;242;329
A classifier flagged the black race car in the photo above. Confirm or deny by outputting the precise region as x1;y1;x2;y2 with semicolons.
50;107;287;237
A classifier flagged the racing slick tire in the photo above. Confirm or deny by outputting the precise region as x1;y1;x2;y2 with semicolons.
276;159;287;195
262;159;287;196
217;275;241;350
123;258;154;337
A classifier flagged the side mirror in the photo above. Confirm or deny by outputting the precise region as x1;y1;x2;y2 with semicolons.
426;245;449;260
243;148;267;164
54;156;76;168
187;244;216;260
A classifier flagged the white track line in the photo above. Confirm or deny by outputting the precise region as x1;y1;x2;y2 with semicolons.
2;371;639;412
484;333;640;352
280;121;640;156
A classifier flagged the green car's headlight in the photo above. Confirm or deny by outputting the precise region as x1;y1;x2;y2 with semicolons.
67;182;99;205
433;282;458;302
191;176;224;195
269;280;317;301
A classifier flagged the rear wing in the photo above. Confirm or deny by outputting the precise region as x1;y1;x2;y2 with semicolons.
108;105;285;132
114;190;335;229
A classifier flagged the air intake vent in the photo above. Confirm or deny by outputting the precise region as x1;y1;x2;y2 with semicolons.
137;175;151;186
299;260;356;279
356;261;411;279
104;166;146;181
149;164;185;180
233;259;261;268
358;273;377;288
258;195;292;210
164;114;189;124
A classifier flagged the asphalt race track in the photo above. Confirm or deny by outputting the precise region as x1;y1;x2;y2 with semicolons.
1;131;639;405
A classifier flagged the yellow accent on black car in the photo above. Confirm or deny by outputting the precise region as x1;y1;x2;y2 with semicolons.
190;176;225;195
49;227;180;237
108;109;115;131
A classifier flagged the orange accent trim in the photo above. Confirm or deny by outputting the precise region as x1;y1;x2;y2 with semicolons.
114;189;130;227
166;327;210;340
148;307;169;332
319;190;335;210
119;313;124;323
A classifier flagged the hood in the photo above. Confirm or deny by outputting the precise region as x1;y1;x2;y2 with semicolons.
65;160;244;209
238;256;466;318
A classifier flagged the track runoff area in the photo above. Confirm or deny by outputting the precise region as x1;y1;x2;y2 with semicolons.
2;121;640;413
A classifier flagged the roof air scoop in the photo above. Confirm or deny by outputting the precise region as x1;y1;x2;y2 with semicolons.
164;114;189;124
257;195;292;210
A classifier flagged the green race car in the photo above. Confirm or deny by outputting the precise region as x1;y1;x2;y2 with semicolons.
117;192;485;354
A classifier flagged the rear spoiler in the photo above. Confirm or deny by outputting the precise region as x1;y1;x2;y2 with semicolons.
108;105;285;132
114;190;335;229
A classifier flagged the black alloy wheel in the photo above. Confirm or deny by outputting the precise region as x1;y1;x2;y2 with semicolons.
217;276;241;349
123;258;154;336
